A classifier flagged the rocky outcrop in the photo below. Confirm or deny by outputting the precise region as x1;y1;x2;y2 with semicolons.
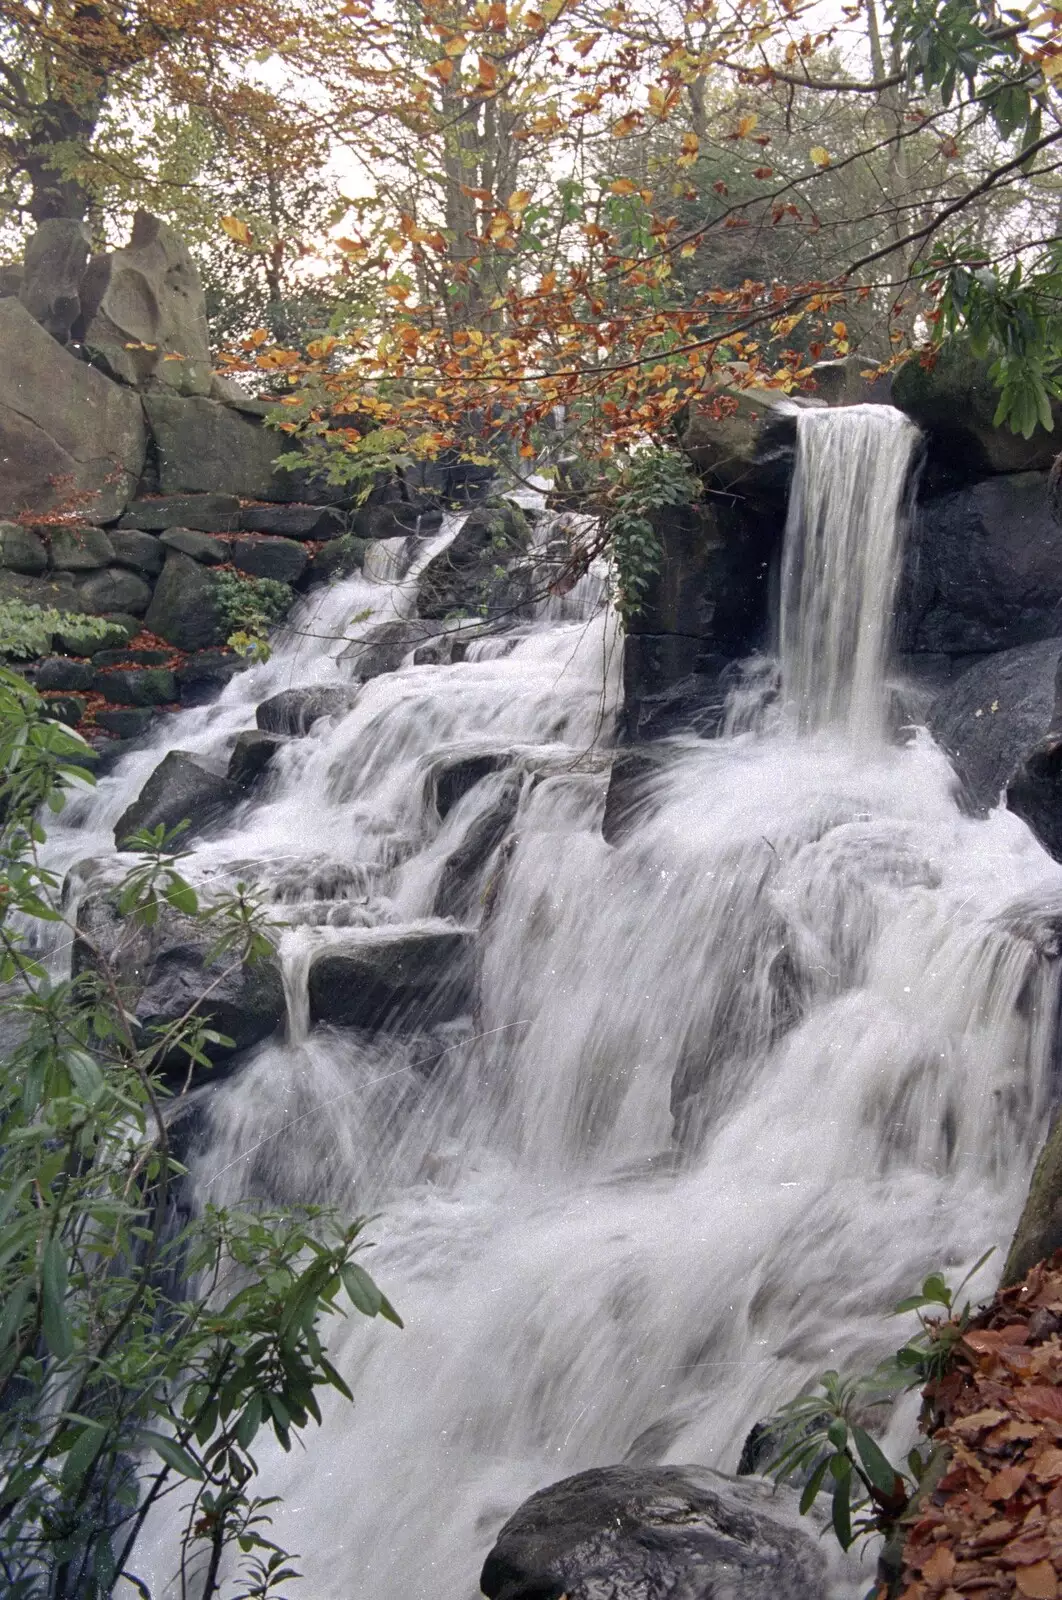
480;1466;827;1600
339;619;443;681
120;493;241;532
0;298;146;520
20;218;91;343
433;773;521;919
227;729;287;789
144;393;302;500
893;339;1062;477
114;749;243;848
144;551;226;651
75;887;285;1079
417;499;532;621
307;927;474;1030
77;211;213;397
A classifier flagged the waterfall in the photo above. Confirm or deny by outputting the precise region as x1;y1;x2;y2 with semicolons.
48;435;1062;1600
780;404;921;736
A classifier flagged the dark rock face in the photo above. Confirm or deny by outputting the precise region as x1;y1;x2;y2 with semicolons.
0;298;146;521
175;650;245;705
1006;734;1062;863
339;619;443;681
901;473;1062;656
241;503;344;540
47;526;114;570
74;568;153;616
418;500;532;621
144;394;303;501
19;218;90;342
144;551;226;651
120;494;241;532
256;685;359;735
432;752;512;818
75;890;284;1078
160;527;231;565
230;534;308;584
97;667;177;707
893;340;1062;476
927;638;1062;811
109;529;165;577
353;490;442;542
433;774;521;919
227;729;287;789
36;657;96;692
0;524;48;574
95;707;153;739
114;750;243;848
480;1466;827;1600
307;928;474;1030
309;536;368;584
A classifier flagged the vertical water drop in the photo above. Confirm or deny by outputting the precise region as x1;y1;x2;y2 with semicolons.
780;405;921;737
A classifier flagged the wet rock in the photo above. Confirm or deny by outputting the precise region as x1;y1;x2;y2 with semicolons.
1006;1111;1062;1284
35;657;96;692
893;338;1062;477
144;394;302;501
144;551;226;651
433;774;521;919
19;218;90;342
240;503;344;540
230;534;308;584
95;667;177;706
417;499;532;621
95;706;154;739
114;749;243;848
927;638;1062;812
74;889;285;1079
41;694;86;726
309;536;367;584
432;751;511;818
0;524;48;574
47;525;114;571
175;649;245;705
680;387;797;492
307;927;475;1030
809;353;893;407
480;1465;827;1600
256;684;358;735
77;211;212;397
73;567;152;617
1006;734;1062;864
0;298;146;520
227;729;287;789
159;527;231;565
109;529;165;577
119;493;241;532
900;473;1062;656
353;492;442;541
339;619;443;680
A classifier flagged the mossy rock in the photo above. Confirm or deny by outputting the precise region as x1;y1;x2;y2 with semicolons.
892;338;1062;474
1004;1112;1062;1285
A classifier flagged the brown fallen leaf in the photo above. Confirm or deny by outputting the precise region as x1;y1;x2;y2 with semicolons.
985;1464;1031;1501
953;1409;1010;1437
1020;1389;1062;1424
966;1326;1032;1353
1034;1449;1062;1481
1016;1560;1058;1598
921;1545;957;1584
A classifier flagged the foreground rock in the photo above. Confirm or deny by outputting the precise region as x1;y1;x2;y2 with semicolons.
114;750;243;848
480;1466;827;1600
417;499;532;621
75;888;284;1078
927;638;1062;813
307;927;474;1030
339;619;443;680
256;685;359;735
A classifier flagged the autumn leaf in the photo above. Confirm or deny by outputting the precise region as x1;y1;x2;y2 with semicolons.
677;131;699;168
809;145;831;167
611;112;641;137
444;34;468;54
428;57;455;80
477;55;498;87
220;214;253;246
754;166;773;179
508;189;532;211
609;177;636;195
735;113;758;137
1017;1562;1058;1599
920;1545;955;1584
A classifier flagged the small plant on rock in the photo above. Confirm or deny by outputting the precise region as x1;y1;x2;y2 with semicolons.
215;570;294;663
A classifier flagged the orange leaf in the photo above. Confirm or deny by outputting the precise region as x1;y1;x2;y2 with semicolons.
735;113;758;137
220;215;253;246
428;57;455;80
508;189;532;211
1019;1388;1062;1423
1017;1562;1058;1599
983;1463;1029;1501
611;112;641;137
488;0;506;27
574;31;599;55
809;145;831;167
610;178;636;195
477;56;498;86
754;166;773;178
921;1546;955;1584
444;34;468;54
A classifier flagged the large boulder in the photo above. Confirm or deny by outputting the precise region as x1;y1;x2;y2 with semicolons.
114;750;243;849
143;394;306;501
480;1466;827;1600
0;524;48;574
256;684;358;735
307;927;474;1030
0;298;146;520
120;493;241;532
19;219;90;343
75;888;285;1080
109;529;165;577
338;619;443;681
433;773;521;919
417;499;532;621
77;211;212;397
240;503;344;540
900;473;1062;656
230;534;308;584
927;638;1062;811
73;567;152;616
47;525;114;570
893;339;1062;476
679;386;804;493
144;551;226;651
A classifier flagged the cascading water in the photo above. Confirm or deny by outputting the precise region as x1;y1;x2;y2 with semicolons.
50;420;1062;1599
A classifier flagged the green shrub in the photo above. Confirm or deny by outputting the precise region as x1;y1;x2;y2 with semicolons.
214;571;294;663
0;601;113;661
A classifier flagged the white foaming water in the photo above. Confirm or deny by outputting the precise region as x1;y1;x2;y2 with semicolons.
64;434;1062;1600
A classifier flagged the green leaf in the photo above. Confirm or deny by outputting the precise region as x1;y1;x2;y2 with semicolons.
831;1463;853;1550
852;1427;900;1496
164;876;199;916
61;1421;107;1490
137;1430;205;1482
40;1234;73;1360
341;1261;383;1318
799;1456;830;1514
